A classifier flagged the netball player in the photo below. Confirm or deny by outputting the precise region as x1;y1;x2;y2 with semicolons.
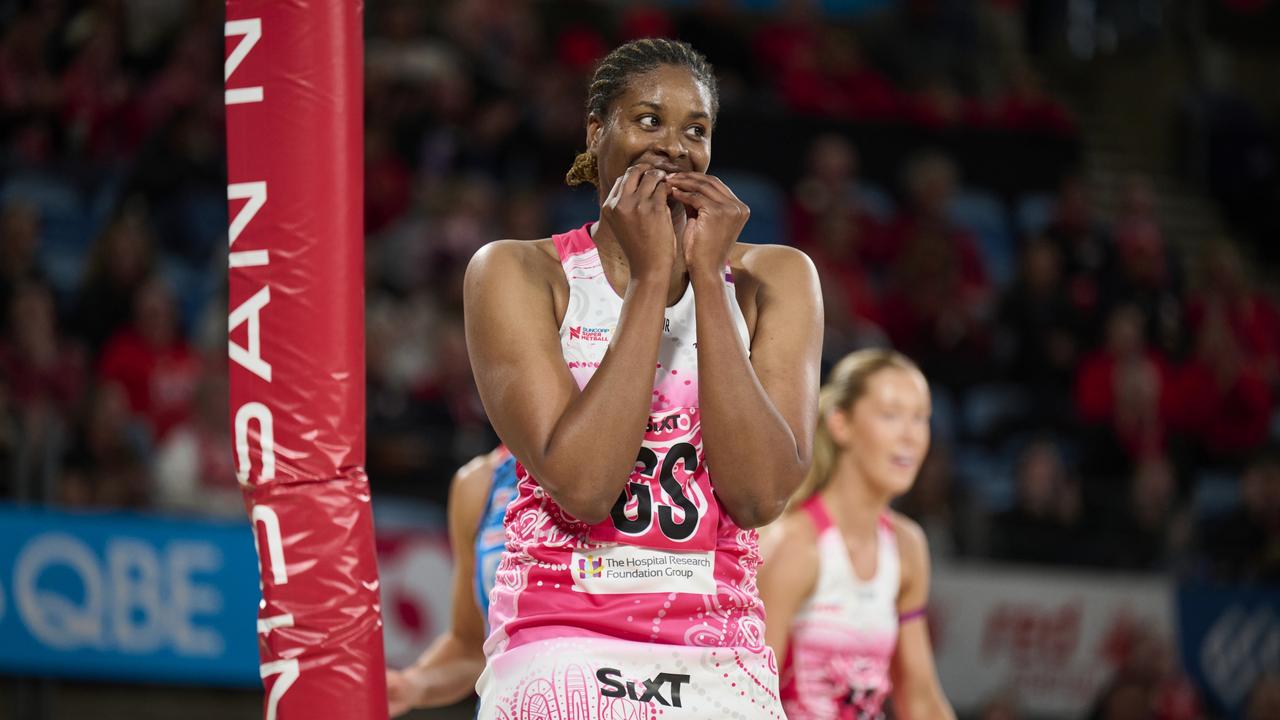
386;446;516;717
760;349;955;719
463;38;822;718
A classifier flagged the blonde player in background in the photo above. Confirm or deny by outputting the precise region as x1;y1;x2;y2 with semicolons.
760;349;955;720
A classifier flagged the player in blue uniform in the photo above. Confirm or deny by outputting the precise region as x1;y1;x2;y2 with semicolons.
386;446;516;717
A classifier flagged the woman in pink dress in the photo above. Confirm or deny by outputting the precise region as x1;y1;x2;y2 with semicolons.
463;38;823;719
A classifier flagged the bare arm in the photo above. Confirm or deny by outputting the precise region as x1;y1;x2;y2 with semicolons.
890;515;956;720
386;452;494;715
757;514;818;663
692;245;823;527
670;169;820;527
464;167;677;524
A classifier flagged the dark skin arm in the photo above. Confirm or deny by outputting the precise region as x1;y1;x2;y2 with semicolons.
670;172;823;527
464;165;677;524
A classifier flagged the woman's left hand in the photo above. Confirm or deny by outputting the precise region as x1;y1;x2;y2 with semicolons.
668;172;750;274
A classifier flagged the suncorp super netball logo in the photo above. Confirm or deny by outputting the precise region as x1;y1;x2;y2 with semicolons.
569;326;611;343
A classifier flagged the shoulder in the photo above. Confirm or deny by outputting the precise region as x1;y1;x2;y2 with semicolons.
448;451;502;536
733;244;818;286
729;244;820;328
465;238;561;285
888;511;931;582
758;508;821;596
760;507;821;565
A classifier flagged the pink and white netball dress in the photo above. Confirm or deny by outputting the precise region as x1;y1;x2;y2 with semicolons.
476;224;783;719
779;495;901;720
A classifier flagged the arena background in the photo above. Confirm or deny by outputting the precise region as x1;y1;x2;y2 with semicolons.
1;0;1279;718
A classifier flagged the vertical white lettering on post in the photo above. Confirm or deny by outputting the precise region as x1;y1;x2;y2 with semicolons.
224;19;264;105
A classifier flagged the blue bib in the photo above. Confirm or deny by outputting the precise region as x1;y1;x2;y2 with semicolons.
473;454;517;626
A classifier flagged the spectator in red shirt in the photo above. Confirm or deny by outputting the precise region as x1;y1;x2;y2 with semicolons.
997;63;1076;135
880;151;992;382
135;25;216;137
1105;174;1185;353
788;136;894;357
810;209;892;363
753;0;821;84
789;134;890;259
620;3;675;42
1171;303;1273;462
366;124;413;235
0;9;60;116
774;29;900;121
0;280;86;425
809;209;886;327
1075;304;1171;461
1089;622;1203;720
885;150;991;287
903;79;972;129
1185;240;1280;385
97;276;200;442
61;15;142;161
0;280;86;499
152;361;239;517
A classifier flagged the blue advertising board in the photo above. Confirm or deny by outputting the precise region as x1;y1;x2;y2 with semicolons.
1177;583;1280;719
0;503;261;686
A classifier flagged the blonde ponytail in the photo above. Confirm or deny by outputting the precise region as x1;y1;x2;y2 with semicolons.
787;349;925;511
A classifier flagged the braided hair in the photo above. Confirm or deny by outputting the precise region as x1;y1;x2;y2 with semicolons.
565;38;719;187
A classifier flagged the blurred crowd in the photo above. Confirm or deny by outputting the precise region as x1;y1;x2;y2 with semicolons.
0;0;1277;598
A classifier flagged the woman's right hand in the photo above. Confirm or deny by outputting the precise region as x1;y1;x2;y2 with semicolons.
600;163;677;281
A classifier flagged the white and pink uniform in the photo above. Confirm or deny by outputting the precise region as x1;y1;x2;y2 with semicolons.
779;495;901;720
476;223;783;719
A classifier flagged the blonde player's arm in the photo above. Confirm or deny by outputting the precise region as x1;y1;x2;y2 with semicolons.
889;513;956;720
757;513;819;664
386;452;496;717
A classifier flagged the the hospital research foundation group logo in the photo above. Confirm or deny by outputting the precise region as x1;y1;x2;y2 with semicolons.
577;554;603;579
570;545;715;594
568;326;611;343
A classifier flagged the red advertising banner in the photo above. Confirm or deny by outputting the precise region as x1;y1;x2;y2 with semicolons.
224;2;386;719
930;563;1174;718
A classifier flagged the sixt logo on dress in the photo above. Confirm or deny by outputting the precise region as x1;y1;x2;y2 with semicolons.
596;668;692;707
645;412;689;433
569;326;611;342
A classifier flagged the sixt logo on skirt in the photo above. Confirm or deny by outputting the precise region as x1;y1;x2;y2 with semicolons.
568;326;611;342
597;668;692;707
